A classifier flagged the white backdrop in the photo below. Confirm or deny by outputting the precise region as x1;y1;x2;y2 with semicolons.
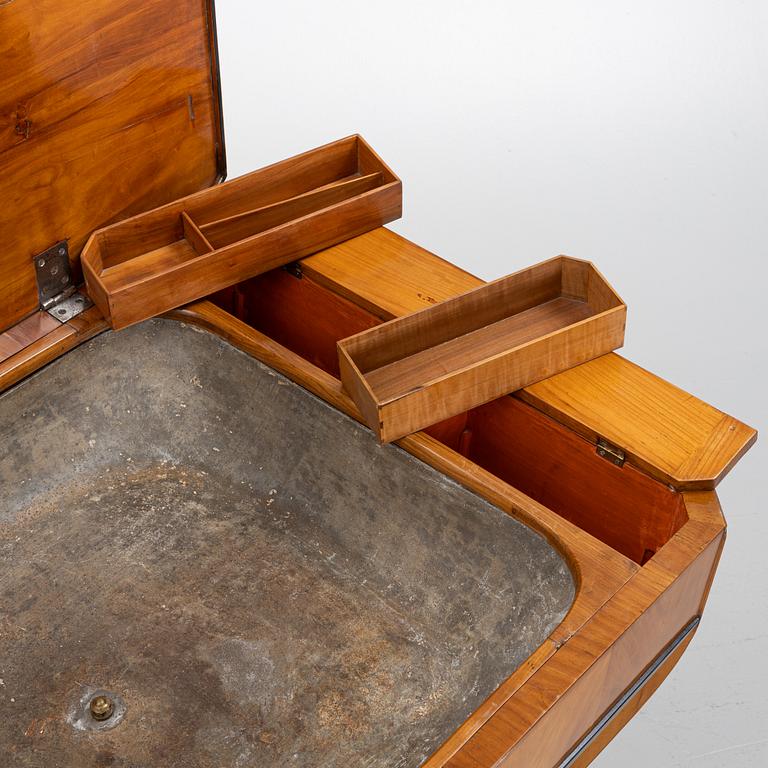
215;2;767;765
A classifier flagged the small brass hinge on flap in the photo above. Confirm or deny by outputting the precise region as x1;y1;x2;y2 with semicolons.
33;241;93;322
596;437;626;467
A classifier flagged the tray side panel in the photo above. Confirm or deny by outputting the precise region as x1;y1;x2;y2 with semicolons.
375;307;626;442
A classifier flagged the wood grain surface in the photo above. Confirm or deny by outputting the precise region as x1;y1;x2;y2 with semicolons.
0;277;743;767
81;136;401;329
0;307;108;394
0;312;60;364
0;0;224;333
338;256;625;442
304;228;756;487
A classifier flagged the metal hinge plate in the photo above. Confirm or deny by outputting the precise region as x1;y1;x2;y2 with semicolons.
596;437;626;467
33;241;93;321
284;261;303;279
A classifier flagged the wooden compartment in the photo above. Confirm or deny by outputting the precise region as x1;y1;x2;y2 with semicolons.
212;266;683;563
81;135;401;329
337;256;626;442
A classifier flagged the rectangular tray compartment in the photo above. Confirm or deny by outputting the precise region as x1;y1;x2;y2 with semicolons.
82;135;401;329
337;256;626;442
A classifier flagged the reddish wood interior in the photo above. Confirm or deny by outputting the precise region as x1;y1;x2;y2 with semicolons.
211;267;687;564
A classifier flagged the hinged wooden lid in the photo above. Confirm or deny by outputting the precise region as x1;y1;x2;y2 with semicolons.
0;0;225;333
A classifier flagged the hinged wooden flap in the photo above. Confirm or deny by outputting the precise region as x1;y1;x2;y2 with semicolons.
0;0;225;333
301;228;756;490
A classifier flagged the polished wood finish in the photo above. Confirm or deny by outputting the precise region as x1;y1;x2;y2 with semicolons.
0;307;108;394
0;4;752;762
521;357;757;490
338;257;625;442
81;136;401;329
466;396;688;564
304;228;756;488
0;0;224;333
213;269;381;377
0;312;60;364
167;301;639;638
200;172;384;248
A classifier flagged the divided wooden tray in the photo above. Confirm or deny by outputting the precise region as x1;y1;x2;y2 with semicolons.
338;256;626;442
82;136;401;329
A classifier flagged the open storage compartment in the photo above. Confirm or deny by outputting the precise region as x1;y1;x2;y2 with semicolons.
82;135;401;329
209;266;684;564
337;256;626;442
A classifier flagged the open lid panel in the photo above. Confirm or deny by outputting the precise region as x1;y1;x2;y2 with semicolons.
0;0;225;333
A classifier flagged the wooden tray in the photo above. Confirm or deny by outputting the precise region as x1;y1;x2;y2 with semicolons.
338;256;626;442
81;135;401;329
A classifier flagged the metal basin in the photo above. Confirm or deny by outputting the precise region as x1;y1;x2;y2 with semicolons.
0;319;574;767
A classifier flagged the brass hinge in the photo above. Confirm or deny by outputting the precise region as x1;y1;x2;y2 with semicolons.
33;241;93;322
596;437;626;467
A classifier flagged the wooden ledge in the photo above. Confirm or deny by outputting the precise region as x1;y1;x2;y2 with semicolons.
301;228;756;489
0;306;108;395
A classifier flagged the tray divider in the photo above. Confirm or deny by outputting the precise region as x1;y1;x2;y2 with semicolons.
81;135;402;329
181;212;214;256
199;172;384;249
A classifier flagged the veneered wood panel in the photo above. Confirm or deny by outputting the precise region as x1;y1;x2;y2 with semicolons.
212;268;683;563
467;396;688;564
0;290;733;767
338;257;625;442
165;302;728;768
521;357;757;490
302;228;756;488
0;307;108;394
446;519;724;768
0;312;59;364
0;0;224;332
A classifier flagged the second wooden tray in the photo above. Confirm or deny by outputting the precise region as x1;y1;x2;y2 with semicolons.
338;256;626;442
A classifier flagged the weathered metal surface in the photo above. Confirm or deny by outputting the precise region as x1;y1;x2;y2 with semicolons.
0;319;574;767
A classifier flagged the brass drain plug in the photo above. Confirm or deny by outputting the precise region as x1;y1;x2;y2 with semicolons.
89;695;114;721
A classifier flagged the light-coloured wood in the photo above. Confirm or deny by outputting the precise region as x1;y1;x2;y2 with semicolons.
0;312;60;364
223;266;688;563
563;630;695;768
338;256;625;442
563;512;727;768
81;136;402;329
438;496;725;768
521;357;757;490
168;302;638;628
0;307;108;394
302;228;480;319
365;299;595;401
0;0;224;333
304;228;756;488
